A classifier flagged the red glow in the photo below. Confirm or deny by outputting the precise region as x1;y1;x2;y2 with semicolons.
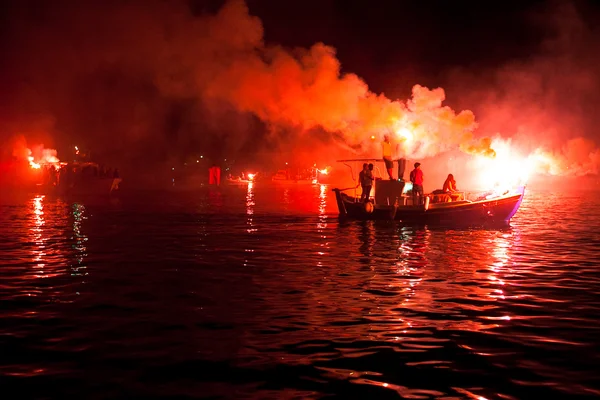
28;156;41;169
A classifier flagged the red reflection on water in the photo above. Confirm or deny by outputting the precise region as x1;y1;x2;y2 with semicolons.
246;182;256;233
28;195;49;279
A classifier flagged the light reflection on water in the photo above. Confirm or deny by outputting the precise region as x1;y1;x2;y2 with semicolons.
0;187;599;399
29;195;47;279
71;203;88;277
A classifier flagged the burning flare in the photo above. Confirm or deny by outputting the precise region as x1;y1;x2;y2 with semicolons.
11;136;60;170
472;139;535;192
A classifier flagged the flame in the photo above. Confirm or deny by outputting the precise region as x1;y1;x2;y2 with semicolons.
395;127;413;142
318;168;329;175
17;143;61;170
28;156;41;169
247;173;256;181
473;139;534;192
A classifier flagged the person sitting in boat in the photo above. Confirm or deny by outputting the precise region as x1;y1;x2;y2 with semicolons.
357;163;374;202
442;174;457;192
410;162;424;205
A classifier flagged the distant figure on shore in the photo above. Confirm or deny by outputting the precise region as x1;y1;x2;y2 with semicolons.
357;163;374;202
381;134;398;180
209;164;221;186
410;162;424;205
442;174;457;192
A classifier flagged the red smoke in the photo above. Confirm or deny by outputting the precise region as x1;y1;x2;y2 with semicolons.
2;0;598;182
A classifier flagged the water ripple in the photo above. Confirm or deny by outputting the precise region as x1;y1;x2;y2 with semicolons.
0;187;599;398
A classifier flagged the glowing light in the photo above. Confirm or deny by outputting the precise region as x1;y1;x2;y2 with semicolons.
473;139;535;192
396;127;413;142
24;146;60;169
370;135;376;140
28;156;41;169
247;173;256;181
318;168;329;175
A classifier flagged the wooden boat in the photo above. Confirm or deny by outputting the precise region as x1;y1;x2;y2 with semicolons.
331;158;525;226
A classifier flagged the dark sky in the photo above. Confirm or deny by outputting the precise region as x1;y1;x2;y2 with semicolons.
1;0;599;173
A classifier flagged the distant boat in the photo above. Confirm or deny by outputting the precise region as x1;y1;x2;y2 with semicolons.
42;162;121;196
271;169;317;184
331;158;525;226
225;177;252;185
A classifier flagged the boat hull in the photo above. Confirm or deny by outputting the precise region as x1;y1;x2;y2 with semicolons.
42;178;121;197
333;190;398;221
333;187;525;226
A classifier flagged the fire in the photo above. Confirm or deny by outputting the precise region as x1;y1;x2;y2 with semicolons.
28;156;41;169
247;173;256;181
395;127;413;142
318;168;329;175
28;148;60;169
12;139;61;170
473;139;535;192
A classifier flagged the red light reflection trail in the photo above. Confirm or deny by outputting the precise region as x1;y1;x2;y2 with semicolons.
246;182;256;233
316;184;329;266
28;195;50;279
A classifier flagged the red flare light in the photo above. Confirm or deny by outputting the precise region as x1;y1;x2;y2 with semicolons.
28;156;41;169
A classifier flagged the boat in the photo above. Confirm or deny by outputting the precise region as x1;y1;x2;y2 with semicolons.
271;167;330;185
271;169;314;184
38;161;121;196
331;158;525;226
225;172;257;185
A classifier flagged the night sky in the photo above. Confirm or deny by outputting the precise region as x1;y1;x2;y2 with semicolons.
0;0;599;174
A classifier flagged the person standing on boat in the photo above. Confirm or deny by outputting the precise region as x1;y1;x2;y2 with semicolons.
381;134;398;180
410;162;424;205
357;163;374;202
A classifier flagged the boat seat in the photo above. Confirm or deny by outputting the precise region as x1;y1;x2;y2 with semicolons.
430;192;465;203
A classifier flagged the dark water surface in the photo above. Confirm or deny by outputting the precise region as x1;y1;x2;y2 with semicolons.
1;184;600;399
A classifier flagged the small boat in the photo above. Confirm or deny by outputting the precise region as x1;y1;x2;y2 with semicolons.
271;169;314;184
225;177;253;185
331;158;525;226
40;162;121;196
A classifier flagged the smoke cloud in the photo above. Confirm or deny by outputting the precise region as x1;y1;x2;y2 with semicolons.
442;0;600;177
0;0;493;168
1;0;598;181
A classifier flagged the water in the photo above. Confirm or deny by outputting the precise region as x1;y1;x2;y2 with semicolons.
1;184;600;399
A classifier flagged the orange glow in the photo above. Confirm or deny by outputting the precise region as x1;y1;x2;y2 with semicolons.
247;173;256;181
370;135;376;140
395;127;413;142
473;139;534;192
318;168;329;175
24;146;60;170
28;156;41;169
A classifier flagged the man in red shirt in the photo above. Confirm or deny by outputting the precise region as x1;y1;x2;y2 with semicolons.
410;162;424;205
